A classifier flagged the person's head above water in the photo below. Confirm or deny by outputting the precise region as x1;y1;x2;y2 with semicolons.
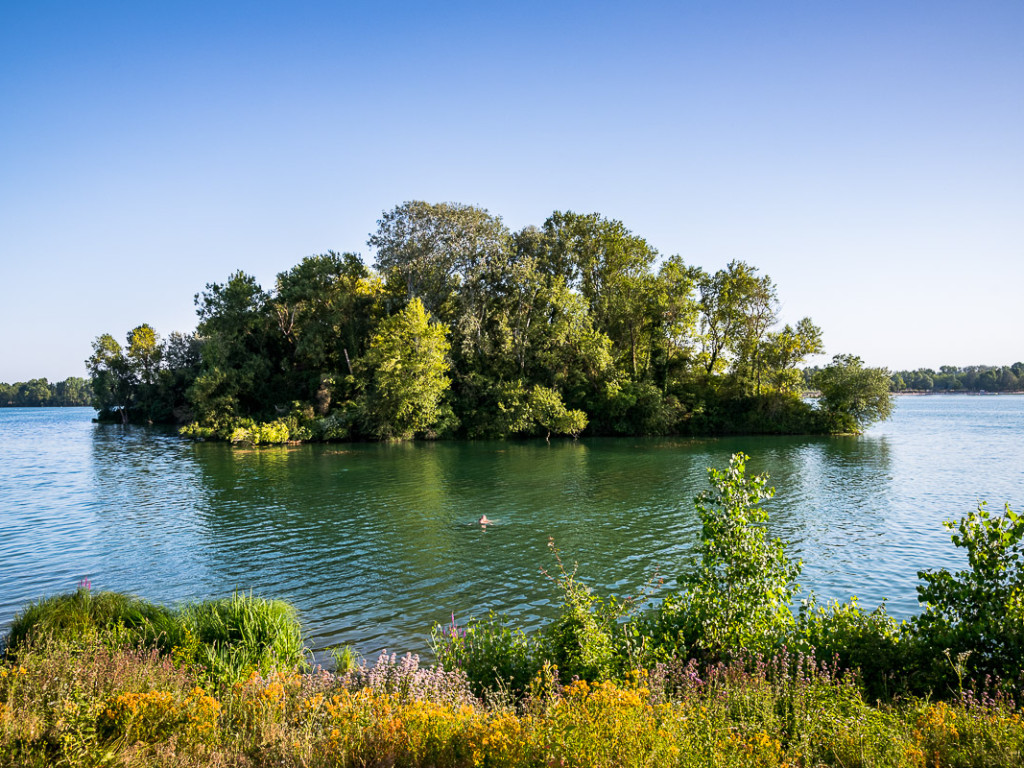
479;515;492;525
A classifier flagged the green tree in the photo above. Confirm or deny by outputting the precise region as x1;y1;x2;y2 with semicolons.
273;252;380;409
651;256;702;392
52;376;92;406
683;453;801;651
812;354;894;433
760;317;824;393
126;324;161;386
86;334;134;423
14;378;52;407
535;211;659;378
368;201;511;322
357;298;452;439
189;271;280;428
528;385;588;438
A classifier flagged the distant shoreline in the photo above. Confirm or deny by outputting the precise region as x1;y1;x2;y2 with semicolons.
893;390;1024;396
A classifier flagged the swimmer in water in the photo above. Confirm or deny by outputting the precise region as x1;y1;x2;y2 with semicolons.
479;515;492;526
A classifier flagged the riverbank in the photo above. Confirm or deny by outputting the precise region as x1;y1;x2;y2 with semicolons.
3;635;1022;767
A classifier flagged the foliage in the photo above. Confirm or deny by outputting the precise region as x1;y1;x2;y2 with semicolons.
812;353;895;433
527;385;588;438
890;362;1024;393
0;377;92;407
356;297;453;439
916;502;1024;689
228;418;292;445
792;597;909;701
86;201;871;441
538;540;634;684
431;612;536;701
2;589;307;686
664;453;801;657
4;633;1024;767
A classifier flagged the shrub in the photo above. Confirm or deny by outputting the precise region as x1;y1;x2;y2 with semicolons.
538;540;637;684
915;502;1024;690
432;612;537;700
228;418;291;445
793;597;908;700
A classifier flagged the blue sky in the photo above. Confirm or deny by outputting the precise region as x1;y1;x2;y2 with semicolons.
2;1;1021;382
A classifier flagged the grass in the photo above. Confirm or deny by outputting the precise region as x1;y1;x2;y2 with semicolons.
1;588;179;655
176;592;307;682
2;589;307;685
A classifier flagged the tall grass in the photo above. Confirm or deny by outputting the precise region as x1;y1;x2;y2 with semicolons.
2;589;306;684
176;592;307;682
1;588;179;656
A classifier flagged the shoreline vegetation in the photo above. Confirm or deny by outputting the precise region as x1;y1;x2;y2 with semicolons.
84;201;897;442
3;454;1023;766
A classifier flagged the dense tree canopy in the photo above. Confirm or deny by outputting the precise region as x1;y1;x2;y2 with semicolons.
85;201;896;441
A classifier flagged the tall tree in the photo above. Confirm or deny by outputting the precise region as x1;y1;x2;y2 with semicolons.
368;201;511;324
760;317;824;394
534;212;659;378
86;334;135;423
273;252;379;407
696;260;781;390
652;255;703;391
190;271;279;426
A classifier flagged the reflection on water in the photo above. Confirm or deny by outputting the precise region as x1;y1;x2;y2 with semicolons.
1;396;1022;658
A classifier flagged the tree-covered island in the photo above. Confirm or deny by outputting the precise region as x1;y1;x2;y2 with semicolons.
86;202;893;441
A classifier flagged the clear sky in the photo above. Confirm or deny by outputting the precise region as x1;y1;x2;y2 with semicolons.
2;0;1021;383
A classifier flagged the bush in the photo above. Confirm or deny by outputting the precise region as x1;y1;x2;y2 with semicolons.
228;418;291;445
2;589;308;686
432;611;537;700
660;453;801;658
539;541;636;684
793;597;909;700
915;502;1024;690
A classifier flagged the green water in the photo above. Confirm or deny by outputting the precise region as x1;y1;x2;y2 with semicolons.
1;395;1022;657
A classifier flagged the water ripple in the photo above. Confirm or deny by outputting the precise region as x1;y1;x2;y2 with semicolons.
1;397;1023;657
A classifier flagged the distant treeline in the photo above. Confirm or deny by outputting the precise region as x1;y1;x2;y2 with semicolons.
86;202;894;440
800;364;1024;394
0;377;92;407
890;363;1024;393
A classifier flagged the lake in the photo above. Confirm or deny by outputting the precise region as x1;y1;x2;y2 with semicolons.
1;395;1022;658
